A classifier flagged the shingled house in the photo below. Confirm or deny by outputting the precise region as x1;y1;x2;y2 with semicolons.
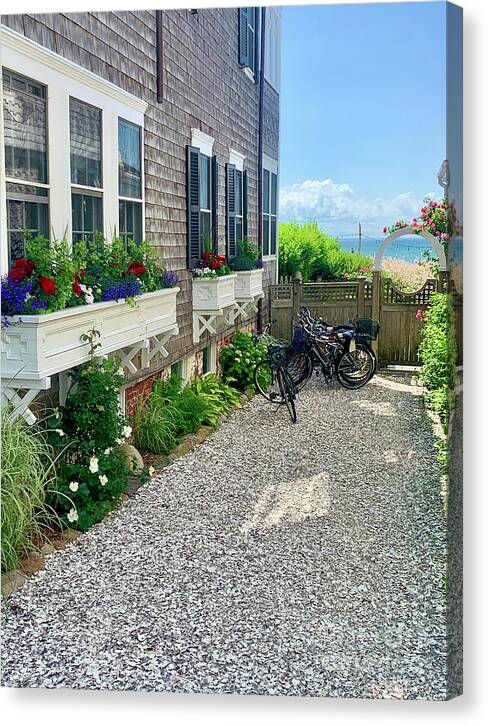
0;7;281;418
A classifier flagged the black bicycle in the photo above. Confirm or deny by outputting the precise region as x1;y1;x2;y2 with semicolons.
253;327;298;423
285;307;380;390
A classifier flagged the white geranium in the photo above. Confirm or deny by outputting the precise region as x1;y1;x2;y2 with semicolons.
89;456;99;473
67;508;78;523
122;425;132;438
99;474;108;486
68;481;79;492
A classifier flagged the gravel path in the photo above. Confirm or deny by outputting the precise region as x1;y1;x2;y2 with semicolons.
1;375;447;698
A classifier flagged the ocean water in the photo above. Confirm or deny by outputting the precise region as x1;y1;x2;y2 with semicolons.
338;234;431;263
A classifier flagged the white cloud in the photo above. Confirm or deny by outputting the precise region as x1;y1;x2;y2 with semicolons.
279;178;429;237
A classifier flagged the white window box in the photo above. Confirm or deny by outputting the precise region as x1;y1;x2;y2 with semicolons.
192;274;237;313
1;287;179;422
234;268;264;301
192;274;237;343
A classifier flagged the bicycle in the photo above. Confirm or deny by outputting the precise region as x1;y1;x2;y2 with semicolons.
285;307;380;391
252;324;298;423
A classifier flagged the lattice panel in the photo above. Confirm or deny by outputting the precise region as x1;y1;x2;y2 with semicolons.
383;278;437;305
302;283;358;303
271;284;293;308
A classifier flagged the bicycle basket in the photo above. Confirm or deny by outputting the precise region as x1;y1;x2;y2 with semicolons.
292;325;310;347
268;344;288;368
348;318;381;340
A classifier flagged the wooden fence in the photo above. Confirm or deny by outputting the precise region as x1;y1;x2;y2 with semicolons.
269;275;461;366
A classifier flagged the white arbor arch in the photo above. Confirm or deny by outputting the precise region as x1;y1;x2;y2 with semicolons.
372;225;448;271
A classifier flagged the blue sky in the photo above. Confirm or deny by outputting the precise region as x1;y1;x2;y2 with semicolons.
279;1;447;238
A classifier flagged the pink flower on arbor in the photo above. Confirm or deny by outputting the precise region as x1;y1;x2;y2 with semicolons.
416;308;426;322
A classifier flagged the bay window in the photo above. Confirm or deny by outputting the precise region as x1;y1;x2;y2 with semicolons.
118;118;143;245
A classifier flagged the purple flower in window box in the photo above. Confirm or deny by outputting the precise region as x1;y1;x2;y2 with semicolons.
162;270;179;288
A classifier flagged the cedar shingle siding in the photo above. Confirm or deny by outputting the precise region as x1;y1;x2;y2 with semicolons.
1;8;279;378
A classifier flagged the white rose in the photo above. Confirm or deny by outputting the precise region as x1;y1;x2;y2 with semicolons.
148;466;155;477
122;425;132;439
69;481;79;492
67;508;78;523
89;456;99;473
99;474;108;486
56;429;65;437
104;447;113;455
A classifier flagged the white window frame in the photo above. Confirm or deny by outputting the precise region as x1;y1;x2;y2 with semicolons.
262;153;279;261
264;7;281;93
0;26;147;273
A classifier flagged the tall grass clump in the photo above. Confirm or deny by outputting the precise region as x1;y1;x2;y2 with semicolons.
418;292;457;432
279;221;371;281
1;409;58;572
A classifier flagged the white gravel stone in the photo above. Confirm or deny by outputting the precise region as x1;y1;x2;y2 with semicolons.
1;375;447;699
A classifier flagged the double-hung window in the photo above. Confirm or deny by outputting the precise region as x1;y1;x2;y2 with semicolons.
186;136;218;268
3;69;49;264
238;8;259;78
70;97;103;245
263;167;278;257
226;159;248;260
118;118;143;246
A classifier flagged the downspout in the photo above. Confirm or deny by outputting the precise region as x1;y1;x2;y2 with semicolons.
257;7;266;332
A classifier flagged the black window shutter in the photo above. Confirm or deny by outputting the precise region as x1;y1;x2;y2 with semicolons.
187;145;201;268
226;163;236;259
243;169;248;238
253;8;260;82
211;155;218;251
238;8;249;66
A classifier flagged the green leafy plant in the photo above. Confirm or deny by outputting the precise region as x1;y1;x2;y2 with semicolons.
133;395;179;455
219;330;268;391
190;373;242;426
229;238;261;271
418;292;457;432
1;409;59;572
278;222;372;282
45;352;133;532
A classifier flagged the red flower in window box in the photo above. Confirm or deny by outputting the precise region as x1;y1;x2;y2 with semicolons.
39;276;56;295
127;261;147;276
8;258;37;282
72;281;83;296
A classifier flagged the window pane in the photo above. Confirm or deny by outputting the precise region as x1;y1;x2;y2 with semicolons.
270;217;277;255
263;170;270;213
70;98;102;187
7;197;49;264
248;8;255;31
200;210;211;246
236;218;243;245
263;213;270;256
118;119;142;199
3;70;47;183
247;26;255;73
202;345;210;374
236;171;242;216
271;173;277;215
119;200;142;246
199;154;210;210
71;193;103;244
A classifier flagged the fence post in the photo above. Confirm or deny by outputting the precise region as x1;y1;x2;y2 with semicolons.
371;270;381;358
292;272;303;331
357;277;366;318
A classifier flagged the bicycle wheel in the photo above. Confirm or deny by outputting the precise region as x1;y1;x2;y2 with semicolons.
253;360;285;403
278;367;297;423
286;349;314;391
336;343;375;389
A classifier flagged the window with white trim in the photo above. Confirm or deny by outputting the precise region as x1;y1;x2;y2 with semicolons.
238;8;259;77
263;167;278;257
264;7;281;92
70;97;103;245
118;118;143;246
3;69;49;263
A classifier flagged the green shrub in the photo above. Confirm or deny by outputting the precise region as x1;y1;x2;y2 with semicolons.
45;355;132;532
190;373;242;426
219;330;268;390
418;292;457;431
133;395;179;455
278;221;372;281
1;409;59;572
